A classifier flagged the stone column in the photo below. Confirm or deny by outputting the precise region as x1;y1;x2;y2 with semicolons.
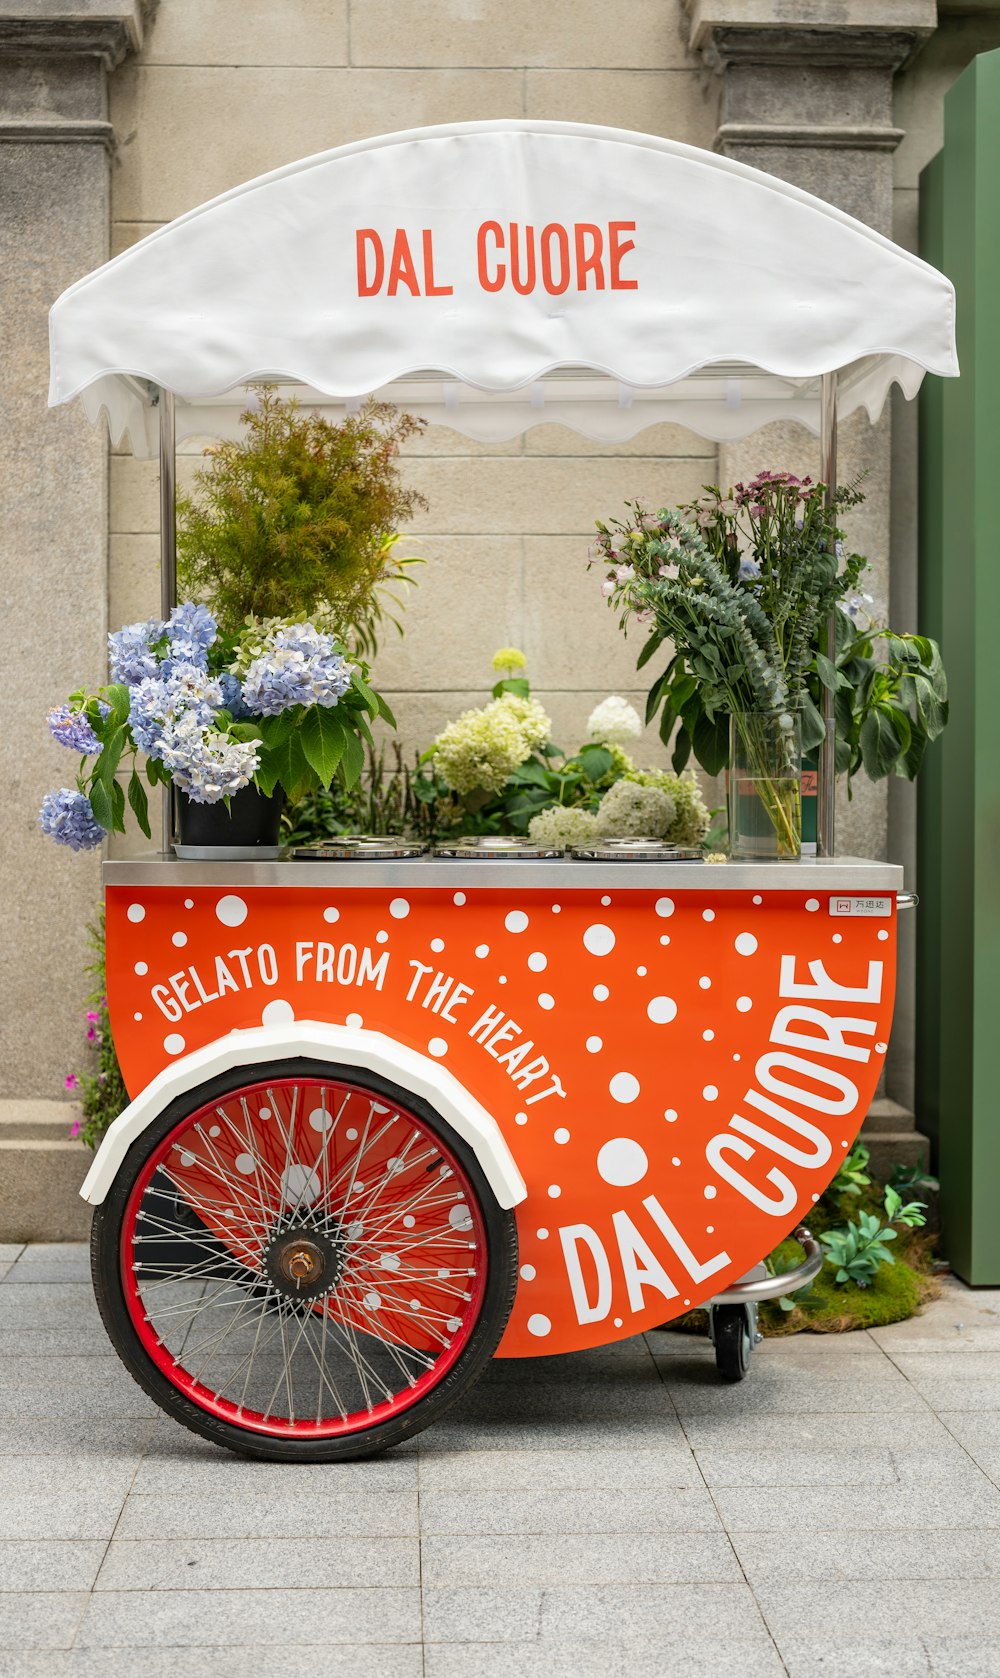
0;2;147;1236
683;0;935;1134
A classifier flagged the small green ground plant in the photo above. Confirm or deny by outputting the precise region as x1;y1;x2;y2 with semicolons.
672;1142;938;1337
63;912;128;1149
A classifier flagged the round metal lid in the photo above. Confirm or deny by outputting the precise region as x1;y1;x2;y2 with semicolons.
431;836;562;859
569;839;705;861
292;837;428;860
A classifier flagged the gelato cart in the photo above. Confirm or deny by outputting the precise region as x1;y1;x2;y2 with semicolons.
46;121;957;1460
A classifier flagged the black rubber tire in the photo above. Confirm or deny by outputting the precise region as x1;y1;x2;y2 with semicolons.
91;1057;519;1462
713;1304;753;1382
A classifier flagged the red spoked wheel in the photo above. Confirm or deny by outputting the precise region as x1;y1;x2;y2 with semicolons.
91;1060;518;1460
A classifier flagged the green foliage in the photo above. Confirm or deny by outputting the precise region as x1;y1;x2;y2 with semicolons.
67;911;128;1150
829;610;949;793
828;1141;873;1199
596;475;948;790
281;742;465;846
819;1182;927;1288
177;391;427;652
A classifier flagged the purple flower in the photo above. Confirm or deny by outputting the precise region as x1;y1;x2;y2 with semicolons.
47;705;103;756
39;789;104;851
242;625;351;717
64;1073;79;1093
69;1119;81;1139
108;620;163;685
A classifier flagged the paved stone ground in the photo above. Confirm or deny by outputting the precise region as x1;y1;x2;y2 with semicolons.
1;1244;1000;1677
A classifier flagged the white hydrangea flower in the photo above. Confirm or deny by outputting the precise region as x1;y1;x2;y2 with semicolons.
432;693;552;796
527;805;600;849
587;696;643;745
594;779;676;839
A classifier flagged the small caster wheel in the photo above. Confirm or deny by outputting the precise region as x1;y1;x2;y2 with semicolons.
711;1303;754;1382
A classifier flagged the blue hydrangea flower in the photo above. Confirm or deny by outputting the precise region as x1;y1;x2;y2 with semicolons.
39;788;104;851
158;714;260;803
166;602;216;656
128;664;223;762
242;625;351;717
738;557;762;582
47;705;103;755
218;672;251;721
108;620;163;685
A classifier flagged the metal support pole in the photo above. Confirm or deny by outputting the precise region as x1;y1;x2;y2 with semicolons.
157;387;177;853
817;371;838;858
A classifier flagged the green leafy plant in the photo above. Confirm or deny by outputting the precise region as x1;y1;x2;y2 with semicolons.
828;1141;873;1199
820;1184;927;1288
177;391;427;654
594;473;948;793
64;912;127;1150
830;608;949;791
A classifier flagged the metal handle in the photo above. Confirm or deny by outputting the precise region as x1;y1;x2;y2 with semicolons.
897;892;919;911
710;1226;823;1305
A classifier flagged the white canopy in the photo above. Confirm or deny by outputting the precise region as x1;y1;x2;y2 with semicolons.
47;120;958;455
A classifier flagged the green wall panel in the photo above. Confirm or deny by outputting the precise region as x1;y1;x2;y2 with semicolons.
920;49;1000;1282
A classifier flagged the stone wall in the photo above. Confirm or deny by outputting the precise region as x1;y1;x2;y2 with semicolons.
6;0;999;1207
105;0;722;801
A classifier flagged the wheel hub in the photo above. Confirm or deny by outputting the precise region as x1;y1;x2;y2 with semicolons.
263;1224;343;1302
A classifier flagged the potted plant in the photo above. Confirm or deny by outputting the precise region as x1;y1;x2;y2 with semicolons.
177;390;426;656
39;603;392;854
593;472;948;857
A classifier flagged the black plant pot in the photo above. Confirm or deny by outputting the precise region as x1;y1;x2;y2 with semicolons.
176;785;284;852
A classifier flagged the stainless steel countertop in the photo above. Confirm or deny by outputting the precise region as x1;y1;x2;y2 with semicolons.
103;855;905;892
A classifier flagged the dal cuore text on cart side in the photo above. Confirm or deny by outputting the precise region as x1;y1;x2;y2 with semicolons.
144;940;884;1326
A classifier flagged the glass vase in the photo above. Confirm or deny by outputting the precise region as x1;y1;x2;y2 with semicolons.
728;713;803;861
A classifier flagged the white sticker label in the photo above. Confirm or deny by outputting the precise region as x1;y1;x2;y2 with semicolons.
828;895;893;918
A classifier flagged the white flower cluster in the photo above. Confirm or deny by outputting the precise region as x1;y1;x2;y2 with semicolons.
433;693;551;796
593;779;676;838
528;805;600;848
587;696;643;745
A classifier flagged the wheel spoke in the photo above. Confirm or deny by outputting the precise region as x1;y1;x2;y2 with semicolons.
122;1073;489;1439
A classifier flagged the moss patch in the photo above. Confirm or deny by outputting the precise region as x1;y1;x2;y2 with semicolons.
672;1183;940;1338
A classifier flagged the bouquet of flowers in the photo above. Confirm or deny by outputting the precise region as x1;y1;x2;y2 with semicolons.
593;472;948;855
39;602;392;850
412;650;711;847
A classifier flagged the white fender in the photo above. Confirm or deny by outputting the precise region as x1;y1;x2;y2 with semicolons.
80;1021;527;1210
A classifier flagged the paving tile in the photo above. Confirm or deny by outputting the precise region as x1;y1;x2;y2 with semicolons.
445;1382;674;1423
62;1650;423;1678
733;1529;1000;1585
5;1249;91;1286
715;1483;1000;1532
757;1580;1000;1639
419;1487;722;1536
420;1415;685;1453
890;1352;1000;1382
424;1639;787;1677
693;1441;982;1487
676;1409;956;1450
417;1445;699;1491
0;1540;105;1591
130;1450;417;1493
116;1488;418;1539
775;1635;934;1677
0;1594;88;1649
0;1359;156;1420
95;1535;419;1590
0;1655;72;1678
0;1420;154;1458
420;1531;741;1587
899;1378;1000;1413
0;1246;26;1264
0;1457;137;1499
926;1638;1000;1676
77;1587;420;1646
661;1371;929;1417
423;1582;764;1643
0;1488;130;1541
